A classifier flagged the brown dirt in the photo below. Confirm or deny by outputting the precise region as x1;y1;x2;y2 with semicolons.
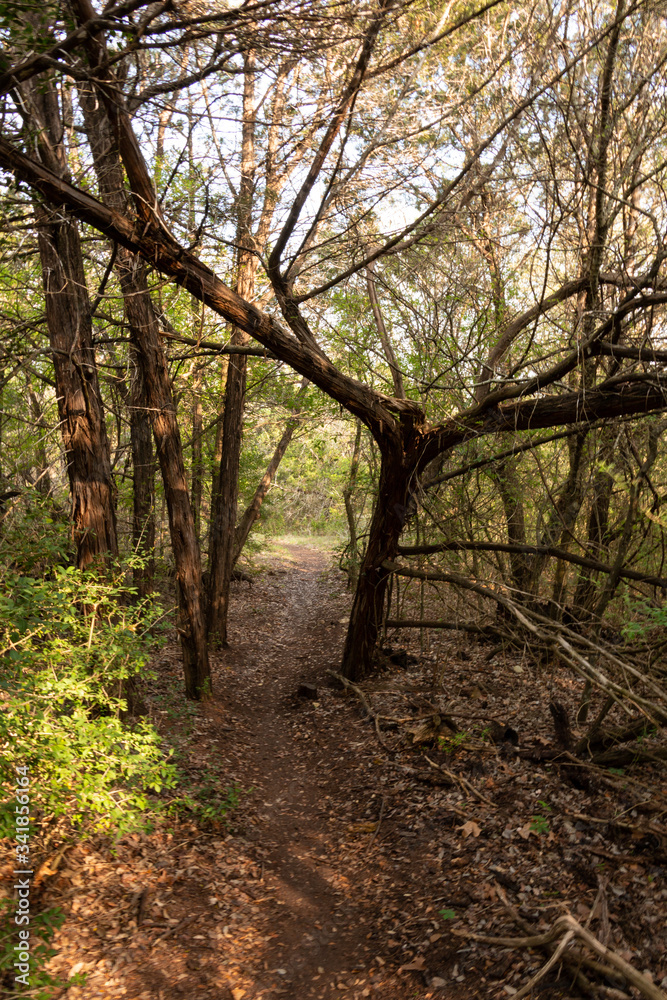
10;543;667;1000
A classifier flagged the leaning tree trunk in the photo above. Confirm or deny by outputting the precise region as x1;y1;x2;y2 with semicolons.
341;447;412;680
77;85;210;698
120;274;210;696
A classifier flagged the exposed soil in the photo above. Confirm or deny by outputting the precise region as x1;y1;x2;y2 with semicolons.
7;544;667;1000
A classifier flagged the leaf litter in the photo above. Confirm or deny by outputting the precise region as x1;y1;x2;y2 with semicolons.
1;543;666;999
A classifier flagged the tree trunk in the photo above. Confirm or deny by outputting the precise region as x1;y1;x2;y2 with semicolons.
77;86;209;697
488;459;529;592
207;354;228;557
572;426;615;617
341;448;410;680
36;202;118;569
207;338;249;645
120;259;209;696
23;74;118;570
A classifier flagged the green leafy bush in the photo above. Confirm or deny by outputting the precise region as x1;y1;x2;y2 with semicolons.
0;527;178;838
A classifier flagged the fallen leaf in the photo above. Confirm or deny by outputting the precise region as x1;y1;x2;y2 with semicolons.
458;820;482;838
400;956;426;972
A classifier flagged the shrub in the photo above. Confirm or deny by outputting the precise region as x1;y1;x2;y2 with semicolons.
0;532;178;838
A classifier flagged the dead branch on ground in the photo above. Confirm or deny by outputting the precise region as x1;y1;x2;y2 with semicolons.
453;910;667;999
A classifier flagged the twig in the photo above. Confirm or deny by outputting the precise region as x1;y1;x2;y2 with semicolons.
327;670;391;751
367;794;387;851
151;913;197;945
423;754;495;807
494;884;603;993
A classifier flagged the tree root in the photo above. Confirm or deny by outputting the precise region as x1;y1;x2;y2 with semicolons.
327;670;392;751
453;910;667;1000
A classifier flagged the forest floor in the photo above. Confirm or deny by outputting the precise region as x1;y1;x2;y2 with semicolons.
26;544;667;999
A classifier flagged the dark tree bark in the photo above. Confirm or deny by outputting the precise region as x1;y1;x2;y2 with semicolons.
341;445;411;677
36;203;118;568
24;73;118;570
75;79;209;696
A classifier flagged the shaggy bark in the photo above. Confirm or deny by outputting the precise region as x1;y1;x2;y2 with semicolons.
26;77;117;570
36;203;118;568
76;79;209;697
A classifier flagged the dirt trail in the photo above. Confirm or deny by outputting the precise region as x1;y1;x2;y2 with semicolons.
204;544;402;999
35;543;421;1000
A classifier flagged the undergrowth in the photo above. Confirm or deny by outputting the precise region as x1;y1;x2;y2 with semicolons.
0;500;242;992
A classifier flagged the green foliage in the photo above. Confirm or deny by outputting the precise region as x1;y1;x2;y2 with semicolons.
437;731;470;754
529;813;550;835
622;599;667;641
438;908;457;921
245;416;359;537
438;724;491;754
529;800;552;835
0;517;178;839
